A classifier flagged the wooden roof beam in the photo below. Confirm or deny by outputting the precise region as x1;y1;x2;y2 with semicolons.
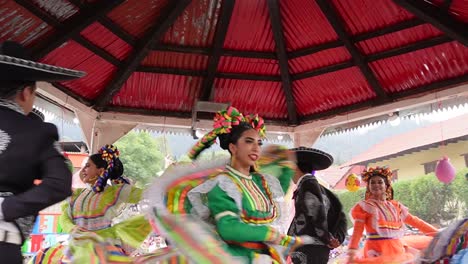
351;18;424;42
441;0;453;12
93;0;193;109
293;34;452;80
366;35;451;62
98;17;137;46
153;44;277;59
65;0;426;61
151;18;423;60
141;35;452;81
267;0;298;125
66;0;428;63
14;0;122;66
137;66;282;81
301;74;468;123
199;0;236;101
17;0;125;60
393;0;468;46
73;35;121;66
317;0;389;102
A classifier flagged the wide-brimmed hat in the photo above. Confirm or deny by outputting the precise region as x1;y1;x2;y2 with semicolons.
290;146;333;172
0;41;85;82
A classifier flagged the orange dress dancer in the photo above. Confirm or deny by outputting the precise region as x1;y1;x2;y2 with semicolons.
347;167;437;264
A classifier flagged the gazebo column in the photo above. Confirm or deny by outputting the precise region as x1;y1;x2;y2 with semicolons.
37;82;136;153
90;120;136;153
74;109;97;150
292;128;325;147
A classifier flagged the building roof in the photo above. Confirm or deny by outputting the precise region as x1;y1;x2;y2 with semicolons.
315;165;351;188
316;164;367;189
344;113;468;166
1;0;467;126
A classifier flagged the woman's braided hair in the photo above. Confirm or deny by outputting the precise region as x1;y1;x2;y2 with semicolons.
91;144;127;192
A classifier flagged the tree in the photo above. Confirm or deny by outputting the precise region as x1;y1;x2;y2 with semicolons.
114;131;166;188
402;175;457;225
451;168;468;217
335;189;366;228
393;172;468;226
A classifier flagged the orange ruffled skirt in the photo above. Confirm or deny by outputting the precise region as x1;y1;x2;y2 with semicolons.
347;235;433;264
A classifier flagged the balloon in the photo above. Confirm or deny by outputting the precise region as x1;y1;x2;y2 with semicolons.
435;156;455;184
345;173;361;192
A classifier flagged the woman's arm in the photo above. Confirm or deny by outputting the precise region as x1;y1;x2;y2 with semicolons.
207;185;279;242
398;201;438;236
348;204;366;250
58;200;76;233
347;204;367;263
404;213;438;236
127;186;143;204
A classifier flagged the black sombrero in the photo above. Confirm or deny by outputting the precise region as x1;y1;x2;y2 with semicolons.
0;41;85;82
290;146;334;173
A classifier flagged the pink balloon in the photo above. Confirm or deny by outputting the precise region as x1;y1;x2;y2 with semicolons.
435;156;456;184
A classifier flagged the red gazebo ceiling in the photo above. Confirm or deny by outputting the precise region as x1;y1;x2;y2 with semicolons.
2;0;467;126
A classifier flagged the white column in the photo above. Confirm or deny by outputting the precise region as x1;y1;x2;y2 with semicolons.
292;128;325;147
74;109;97;149
90;121;136;153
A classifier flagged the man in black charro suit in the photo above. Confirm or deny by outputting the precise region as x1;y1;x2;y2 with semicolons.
288;147;347;264
0;41;85;263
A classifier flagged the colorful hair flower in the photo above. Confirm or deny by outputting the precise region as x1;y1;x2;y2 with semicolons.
362;166;393;183
244;114;266;138
93;144;120;193
188;106;267;160
362;166;394;200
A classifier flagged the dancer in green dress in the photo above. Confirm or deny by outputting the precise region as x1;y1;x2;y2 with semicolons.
146;106;311;263
31;145;151;263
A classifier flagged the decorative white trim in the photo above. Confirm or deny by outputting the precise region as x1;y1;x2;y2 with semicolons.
0;197;4;220
0;99;24;115
226;165;252;179
0;129;11;156
0;55;85;78
188;174;243;221
295;83;468;132
214;211;238;221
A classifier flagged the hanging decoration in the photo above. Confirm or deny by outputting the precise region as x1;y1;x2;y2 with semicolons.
435;156;456;184
432;97;455;185
345;173;361;192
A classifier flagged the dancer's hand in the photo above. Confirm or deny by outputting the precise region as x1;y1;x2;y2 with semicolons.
347;250;356;264
71;225;88;233
266;228;282;243
269;232;307;250
328;237;340;248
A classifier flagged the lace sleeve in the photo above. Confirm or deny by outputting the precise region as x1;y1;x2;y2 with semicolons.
188;174;242;221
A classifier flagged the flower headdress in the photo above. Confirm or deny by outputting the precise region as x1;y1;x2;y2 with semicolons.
93;144;125;192
188;106;266;160
362;166;394;200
